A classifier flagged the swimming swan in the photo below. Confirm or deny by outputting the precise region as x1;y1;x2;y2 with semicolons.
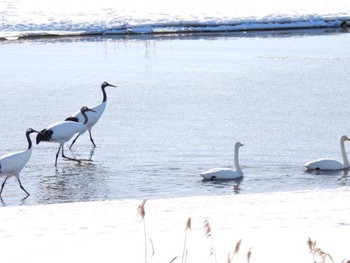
304;135;350;171
199;142;243;180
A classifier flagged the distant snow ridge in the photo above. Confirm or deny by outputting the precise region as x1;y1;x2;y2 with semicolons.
0;0;349;40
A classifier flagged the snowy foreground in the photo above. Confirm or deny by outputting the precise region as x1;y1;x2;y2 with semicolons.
1;188;350;263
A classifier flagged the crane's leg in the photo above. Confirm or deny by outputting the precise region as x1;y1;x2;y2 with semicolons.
88;130;96;147
55;146;62;167
16;175;29;196
62;145;81;163
0;177;9;196
69;134;80;149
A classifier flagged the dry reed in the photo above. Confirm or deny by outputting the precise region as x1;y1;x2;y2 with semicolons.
307;237;334;263
203;218;217;263
227;239;242;263
181;217;192;263
138;199;149;263
247;247;252;263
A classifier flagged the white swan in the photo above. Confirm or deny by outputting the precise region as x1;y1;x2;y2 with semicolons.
199;142;244;180
304;135;350;171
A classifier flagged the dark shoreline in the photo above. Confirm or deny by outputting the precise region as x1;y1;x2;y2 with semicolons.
1;27;349;43
1;20;349;42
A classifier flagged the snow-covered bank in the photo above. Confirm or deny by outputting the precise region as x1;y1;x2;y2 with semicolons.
1;0;349;39
1;188;349;262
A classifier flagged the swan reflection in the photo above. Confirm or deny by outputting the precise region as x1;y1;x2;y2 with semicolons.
202;176;243;194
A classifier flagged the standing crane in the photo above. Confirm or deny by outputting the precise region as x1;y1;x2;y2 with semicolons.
36;106;96;166
65;81;117;149
0;128;39;196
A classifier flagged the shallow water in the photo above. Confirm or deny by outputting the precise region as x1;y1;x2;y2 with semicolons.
1;30;350;206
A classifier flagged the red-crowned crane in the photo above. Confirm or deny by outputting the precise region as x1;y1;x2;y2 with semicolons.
65;81;117;149
37;106;96;166
0;128;39;196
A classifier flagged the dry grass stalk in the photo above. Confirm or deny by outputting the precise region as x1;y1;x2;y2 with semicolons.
341;259;350;263
170;256;179;263
138;199;148;263
203;218;217;263
150;238;155;259
247;247;252;263
181;217;192;263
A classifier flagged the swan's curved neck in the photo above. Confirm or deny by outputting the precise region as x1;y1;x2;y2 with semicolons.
340;139;349;167
234;146;242;172
81;110;89;125
26;131;33;150
101;86;107;102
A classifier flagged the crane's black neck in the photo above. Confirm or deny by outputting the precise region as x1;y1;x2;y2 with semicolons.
101;85;107;102
81;110;89;125
26;131;33;150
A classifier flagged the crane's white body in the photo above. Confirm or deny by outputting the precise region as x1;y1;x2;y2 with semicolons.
0;148;32;175
304;135;350;171
37;106;95;166
0;128;37;196
45;120;90;143
200;142;244;180
69;101;106;136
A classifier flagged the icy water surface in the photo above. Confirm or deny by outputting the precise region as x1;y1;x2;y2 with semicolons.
1;30;350;206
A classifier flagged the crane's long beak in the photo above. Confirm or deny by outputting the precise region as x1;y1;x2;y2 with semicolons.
108;83;117;88
87;108;97;113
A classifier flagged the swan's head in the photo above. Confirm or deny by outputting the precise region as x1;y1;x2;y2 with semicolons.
235;142;244;148
341;135;350;142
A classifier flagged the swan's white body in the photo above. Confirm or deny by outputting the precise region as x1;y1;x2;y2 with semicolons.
66;82;116;148
200;142;244;180
37;107;95;166
304;135;350;171
0;128;38;196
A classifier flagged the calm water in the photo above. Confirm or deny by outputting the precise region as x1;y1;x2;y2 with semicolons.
1;30;350;206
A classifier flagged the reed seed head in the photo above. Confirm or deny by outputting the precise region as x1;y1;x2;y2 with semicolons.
203;218;212;238
234;239;242;254
307;237;314;251
247;247;252;263
186;217;192;231
138;199;147;219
